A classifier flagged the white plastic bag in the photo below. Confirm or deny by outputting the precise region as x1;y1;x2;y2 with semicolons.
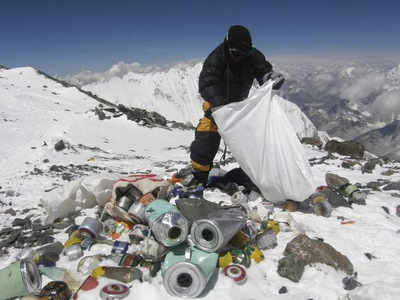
212;81;315;203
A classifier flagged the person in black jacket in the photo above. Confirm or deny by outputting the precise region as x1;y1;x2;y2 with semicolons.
188;25;284;186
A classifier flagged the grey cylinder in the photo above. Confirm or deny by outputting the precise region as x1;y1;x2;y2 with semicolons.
191;211;246;252
79;217;103;239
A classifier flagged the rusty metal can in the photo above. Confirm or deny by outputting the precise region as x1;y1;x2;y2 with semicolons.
116;196;134;212
39;281;72;300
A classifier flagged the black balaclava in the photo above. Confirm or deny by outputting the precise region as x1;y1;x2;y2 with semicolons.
226;25;252;53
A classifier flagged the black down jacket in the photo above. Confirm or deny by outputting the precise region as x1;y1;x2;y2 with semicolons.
199;41;273;107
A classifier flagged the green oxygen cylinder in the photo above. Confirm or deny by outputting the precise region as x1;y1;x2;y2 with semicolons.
161;244;218;298
0;259;42;300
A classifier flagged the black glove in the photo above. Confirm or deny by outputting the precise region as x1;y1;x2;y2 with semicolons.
263;71;285;90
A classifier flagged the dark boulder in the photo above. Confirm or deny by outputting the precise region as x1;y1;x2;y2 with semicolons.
325;140;365;159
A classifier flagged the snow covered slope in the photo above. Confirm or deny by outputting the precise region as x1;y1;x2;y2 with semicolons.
1;65;400;300
82;63;204;125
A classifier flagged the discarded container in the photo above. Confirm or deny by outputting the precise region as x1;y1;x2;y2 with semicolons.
112;241;130;255
0;259;42;299
116;196;134;212
223;264;247;285
77;255;103;276
191;210;246;252
100;283;130;300
256;229;277;250
129;224;150;244
103;267;143;283
231;249;251;268
310;192;333;217
242;220;259;241
112;254;143;268
39;281;72;300
162;244;218;298
128;201;146;223
144;199;189;247
103;218;117;236
81;237;96;250
63;244;83;261
79;217;103;239
231;191;248;205
139;236;168;262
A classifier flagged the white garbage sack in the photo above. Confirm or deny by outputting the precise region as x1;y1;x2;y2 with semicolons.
212;81;315;203
42;175;116;224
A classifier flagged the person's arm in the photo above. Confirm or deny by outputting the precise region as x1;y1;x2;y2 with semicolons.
199;46;227;107
253;49;285;90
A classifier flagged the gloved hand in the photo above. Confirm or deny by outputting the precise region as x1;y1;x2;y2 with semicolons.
263;71;285;90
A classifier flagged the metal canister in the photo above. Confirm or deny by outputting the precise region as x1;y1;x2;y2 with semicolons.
127;201;146;224
102;267;142;283
162;244;218;298
79;217;103;239
64;244;83;261
0;259;42;299
144;199;189;247
116;196;134;212
111;241;130;255
39;281;72;300
139;237;168;262
191;210;246;253
100;283;130;300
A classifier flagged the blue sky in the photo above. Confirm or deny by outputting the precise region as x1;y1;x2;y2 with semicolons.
1;0;399;75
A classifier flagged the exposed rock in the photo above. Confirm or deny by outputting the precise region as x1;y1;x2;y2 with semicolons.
12;218;31;228
54;140;66;151
62;173;74;181
49;165;67;172
396;205;400;217
364;253;377;260
381;169;395;176
341;160;359;169
325;140;365;159
277;253;306;282
325;173;350;190
4;208;16;216
278;286;288;294
391;193;400;198
283;234;354;275
362;158;382;174
43;158;50;163
343;275;362;290
321;188;350;208
383;181;400;191
0;230;21;248
301;137;323;148
95;107;108;120
6;190;16;197
381;206;390;214
366;181;385;190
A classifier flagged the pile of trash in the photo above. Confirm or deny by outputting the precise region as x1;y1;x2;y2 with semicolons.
0;168;366;300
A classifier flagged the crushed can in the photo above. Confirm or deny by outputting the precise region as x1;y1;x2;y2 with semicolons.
112;254;143;268
103;267;142;283
116;196;134;212
162;244;218;298
191;209;247;252
129;224;150;244
63;244;83;261
100;283;130;300
144;199;189;247
139;236;168;262
39;281;72;300
77;255;103;276
112;241;130;255
128;201;146;223
0;259;42;299
79;217;103;239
